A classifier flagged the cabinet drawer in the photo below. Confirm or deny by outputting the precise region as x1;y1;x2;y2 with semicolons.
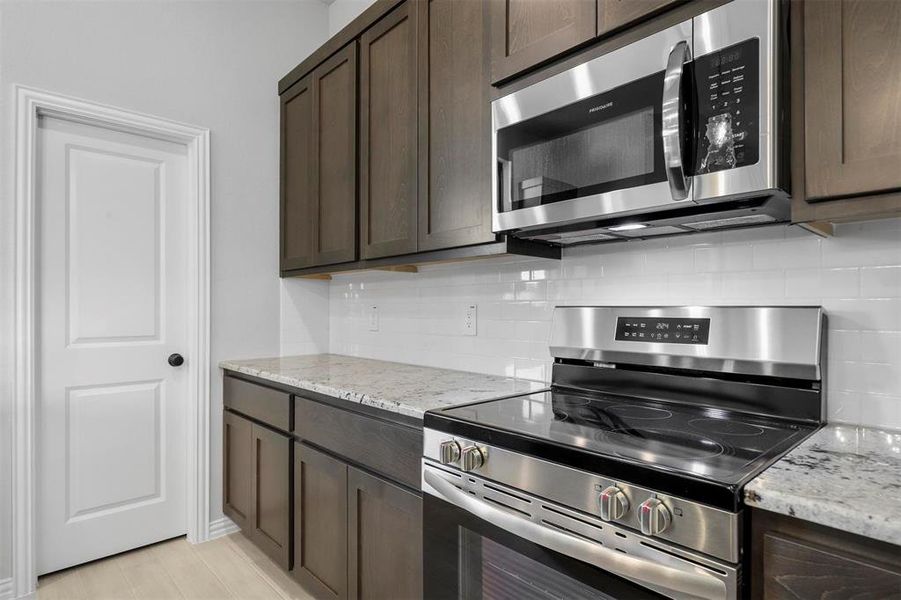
224;375;291;432
294;396;422;489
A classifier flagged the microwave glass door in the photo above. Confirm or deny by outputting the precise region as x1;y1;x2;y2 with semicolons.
496;72;667;215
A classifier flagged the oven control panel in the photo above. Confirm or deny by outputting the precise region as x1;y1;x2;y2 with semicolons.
693;37;760;175
615;317;711;344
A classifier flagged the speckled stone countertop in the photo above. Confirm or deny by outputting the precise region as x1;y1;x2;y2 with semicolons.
219;354;546;420
745;424;901;546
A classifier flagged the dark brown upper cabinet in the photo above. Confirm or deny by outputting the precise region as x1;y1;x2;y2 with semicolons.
489;0;596;84
360;1;420;260
597;0;682;36
280;43;358;271
417;0;496;252
792;0;901;224
280;75;315;271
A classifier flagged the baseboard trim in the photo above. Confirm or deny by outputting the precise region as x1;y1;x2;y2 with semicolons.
0;577;15;600
207;517;239;540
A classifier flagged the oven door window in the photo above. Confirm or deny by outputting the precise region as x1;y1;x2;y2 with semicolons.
424;496;664;600
496;72;667;214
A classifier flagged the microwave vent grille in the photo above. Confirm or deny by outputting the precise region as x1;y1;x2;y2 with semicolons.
611;225;686;238
682;214;777;231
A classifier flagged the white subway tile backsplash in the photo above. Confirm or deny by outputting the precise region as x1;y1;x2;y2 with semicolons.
694;244;752;272
299;218;901;430
752;236;821;270
860;266;901;298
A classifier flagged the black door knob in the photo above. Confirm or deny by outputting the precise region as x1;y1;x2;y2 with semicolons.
168;353;185;367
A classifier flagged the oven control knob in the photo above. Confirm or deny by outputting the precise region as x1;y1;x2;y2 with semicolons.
598;486;629;521
438;440;461;465
638;498;672;536
460;446;487;472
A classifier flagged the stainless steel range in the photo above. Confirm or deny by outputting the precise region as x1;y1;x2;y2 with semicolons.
422;306;826;600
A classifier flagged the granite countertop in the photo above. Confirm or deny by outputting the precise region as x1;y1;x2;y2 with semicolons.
745;424;901;547
219;354;547;420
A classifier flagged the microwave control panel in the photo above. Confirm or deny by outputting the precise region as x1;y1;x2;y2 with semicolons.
615;317;711;345
693;38;759;175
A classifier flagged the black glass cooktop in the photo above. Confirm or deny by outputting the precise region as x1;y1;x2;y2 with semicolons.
435;389;815;488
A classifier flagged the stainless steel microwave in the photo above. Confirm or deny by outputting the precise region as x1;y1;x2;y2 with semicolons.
491;0;788;245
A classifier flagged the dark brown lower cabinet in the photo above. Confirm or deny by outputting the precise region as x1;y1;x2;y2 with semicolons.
223;411;253;531
751;509;901;599
224;374;424;600
292;443;423;600
222;410;292;570
348;467;422;600
294;443;349;600
251;424;292;569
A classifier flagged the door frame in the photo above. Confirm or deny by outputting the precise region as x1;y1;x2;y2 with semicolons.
11;85;212;598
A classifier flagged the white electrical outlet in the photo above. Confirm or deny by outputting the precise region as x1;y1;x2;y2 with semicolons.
464;304;477;335
368;305;379;331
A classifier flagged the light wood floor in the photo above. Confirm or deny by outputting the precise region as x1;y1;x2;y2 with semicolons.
37;533;315;600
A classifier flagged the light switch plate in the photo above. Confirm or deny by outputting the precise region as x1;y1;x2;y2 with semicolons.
464;304;477;335
368;305;379;331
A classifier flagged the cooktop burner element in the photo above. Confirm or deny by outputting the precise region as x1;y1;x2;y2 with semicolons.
690;418;767;437
607;404;673;420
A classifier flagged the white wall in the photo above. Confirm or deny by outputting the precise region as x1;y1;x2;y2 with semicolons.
0;0;329;582
328;0;377;35
328;219;901;431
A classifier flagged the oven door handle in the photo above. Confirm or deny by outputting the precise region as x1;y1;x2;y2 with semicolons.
662;40;692;201
424;469;726;600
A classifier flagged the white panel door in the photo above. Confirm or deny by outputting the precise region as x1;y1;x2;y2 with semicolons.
37;115;189;575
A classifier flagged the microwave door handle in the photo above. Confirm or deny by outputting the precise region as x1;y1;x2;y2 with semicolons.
423;469;727;600
662;40;692;201
497;156;513;213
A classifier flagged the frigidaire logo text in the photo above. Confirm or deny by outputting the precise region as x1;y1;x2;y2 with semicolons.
589;102;613;113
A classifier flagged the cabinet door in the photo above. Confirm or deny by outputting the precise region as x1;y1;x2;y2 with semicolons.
348;468;422;600
280;76;315;271
804;0;901;201
489;0;596;84
223;411;253;532
360;1;419;259
312;43;358;266
597;0;681;36
761;533;901;599
417;0;495;252
293;443;348;600
251;424;292;570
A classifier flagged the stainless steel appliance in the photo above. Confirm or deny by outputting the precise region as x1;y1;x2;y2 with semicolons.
492;0;788;245
422;306;825;600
